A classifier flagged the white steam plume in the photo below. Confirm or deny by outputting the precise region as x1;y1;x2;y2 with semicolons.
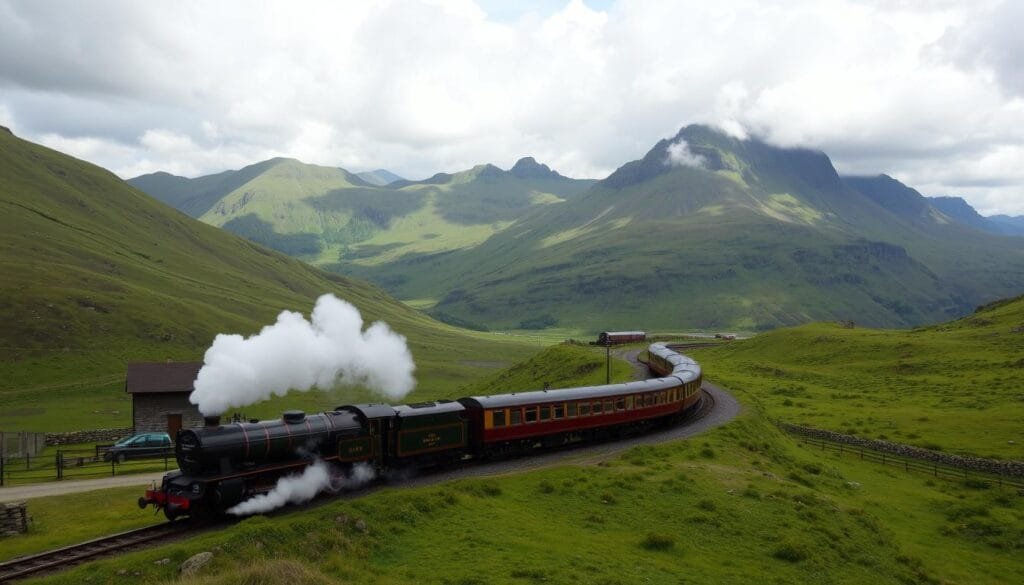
227;460;377;516
190;294;415;416
665;138;707;168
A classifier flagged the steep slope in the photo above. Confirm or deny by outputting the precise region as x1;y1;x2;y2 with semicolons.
348;126;1024;331
130;157;594;269
0;129;535;430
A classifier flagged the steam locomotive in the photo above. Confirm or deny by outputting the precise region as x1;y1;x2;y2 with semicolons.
140;343;702;520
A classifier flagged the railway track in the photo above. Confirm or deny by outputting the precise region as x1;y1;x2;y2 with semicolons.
0;521;195;583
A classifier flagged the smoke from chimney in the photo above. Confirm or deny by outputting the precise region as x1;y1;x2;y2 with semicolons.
189;294;416;416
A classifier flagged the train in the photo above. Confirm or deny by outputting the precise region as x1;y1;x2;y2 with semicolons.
594;331;646;345
139;343;702;520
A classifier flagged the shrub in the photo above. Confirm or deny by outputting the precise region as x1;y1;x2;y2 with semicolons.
773;541;810;562
640;532;676;551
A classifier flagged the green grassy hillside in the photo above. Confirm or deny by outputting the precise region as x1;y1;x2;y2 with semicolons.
692;295;1024;460
348;126;1024;332
0;130;539;431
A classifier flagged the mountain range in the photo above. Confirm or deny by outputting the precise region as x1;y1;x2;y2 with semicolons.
127;125;1024;331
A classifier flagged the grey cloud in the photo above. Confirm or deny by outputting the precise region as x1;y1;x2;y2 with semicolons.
0;0;1022;214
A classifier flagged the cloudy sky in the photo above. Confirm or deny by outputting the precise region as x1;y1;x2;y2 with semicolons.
1;0;1022;215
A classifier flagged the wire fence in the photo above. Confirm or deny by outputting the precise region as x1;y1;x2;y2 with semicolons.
0;431;47;458
792;434;1024;490
0;446;176;486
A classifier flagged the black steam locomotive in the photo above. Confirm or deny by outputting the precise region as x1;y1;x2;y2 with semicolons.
140;343;702;520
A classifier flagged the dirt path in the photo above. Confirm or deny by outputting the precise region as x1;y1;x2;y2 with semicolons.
0;471;168;503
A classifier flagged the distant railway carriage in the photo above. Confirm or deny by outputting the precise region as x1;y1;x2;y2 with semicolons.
140;343;702;520
596;331;646;345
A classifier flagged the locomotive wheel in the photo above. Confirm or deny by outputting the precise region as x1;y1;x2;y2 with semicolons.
164;503;183;521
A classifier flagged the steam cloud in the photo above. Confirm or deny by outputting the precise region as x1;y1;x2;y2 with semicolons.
190;294;415;416
665;138;707;168
227;460;377;516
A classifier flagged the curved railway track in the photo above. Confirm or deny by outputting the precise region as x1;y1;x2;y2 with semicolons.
0;521;200;583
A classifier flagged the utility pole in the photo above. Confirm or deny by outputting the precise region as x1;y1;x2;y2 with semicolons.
606;339;611;384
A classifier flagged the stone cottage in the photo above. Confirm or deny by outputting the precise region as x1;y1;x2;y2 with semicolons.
125;362;204;437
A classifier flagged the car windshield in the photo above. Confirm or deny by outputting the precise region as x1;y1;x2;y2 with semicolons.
114;436;135;446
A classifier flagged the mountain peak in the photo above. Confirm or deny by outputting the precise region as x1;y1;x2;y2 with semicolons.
509;157;563;180
599;124;733;189
471;163;505;179
0;125;12;136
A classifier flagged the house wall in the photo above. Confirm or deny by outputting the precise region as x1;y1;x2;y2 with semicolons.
133;393;203;435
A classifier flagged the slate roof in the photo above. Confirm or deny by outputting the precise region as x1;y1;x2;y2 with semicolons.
125;362;203;394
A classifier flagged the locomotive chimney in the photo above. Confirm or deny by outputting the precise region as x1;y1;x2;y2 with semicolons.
204;415;222;427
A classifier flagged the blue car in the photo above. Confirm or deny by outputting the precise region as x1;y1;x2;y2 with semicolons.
103;432;172;462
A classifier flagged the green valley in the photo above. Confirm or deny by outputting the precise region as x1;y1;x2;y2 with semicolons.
132;125;1024;334
348;126;1024;331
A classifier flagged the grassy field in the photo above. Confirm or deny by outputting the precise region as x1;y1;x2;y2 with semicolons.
6;331;1023;584
690;295;1024;460
21;414;1023;585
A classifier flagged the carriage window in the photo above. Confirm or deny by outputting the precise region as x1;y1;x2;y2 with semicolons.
540;406;551;421
567;402;577;417
579;402;591;416
593;401;603;414
553;404;565;419
493;410;506;427
603;399;613;413
626;396;633;410
525;407;538;423
646;394;654;406
615;398;625;411
510;409;522;425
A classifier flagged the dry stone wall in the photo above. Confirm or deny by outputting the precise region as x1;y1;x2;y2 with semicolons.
45;428;132;446
1;502;28;537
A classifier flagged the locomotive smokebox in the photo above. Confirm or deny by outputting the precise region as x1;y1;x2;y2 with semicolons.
204;415;222;427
